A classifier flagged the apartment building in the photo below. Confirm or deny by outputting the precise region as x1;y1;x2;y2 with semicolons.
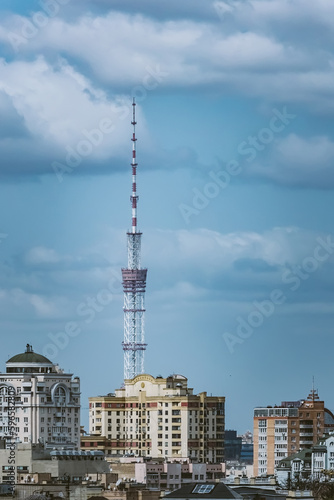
0;344;80;448
253;389;334;476
135;462;225;490
85;373;225;462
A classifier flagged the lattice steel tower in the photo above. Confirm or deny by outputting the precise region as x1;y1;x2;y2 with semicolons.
121;99;148;380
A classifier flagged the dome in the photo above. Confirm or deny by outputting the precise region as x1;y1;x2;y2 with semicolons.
7;344;52;364
6;344;55;373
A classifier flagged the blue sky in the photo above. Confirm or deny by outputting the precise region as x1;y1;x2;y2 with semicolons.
1;0;334;434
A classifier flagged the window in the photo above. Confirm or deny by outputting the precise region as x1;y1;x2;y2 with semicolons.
53;386;66;405
192;485;215;494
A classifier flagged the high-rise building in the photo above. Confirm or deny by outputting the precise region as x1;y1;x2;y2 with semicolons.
0;344;80;448
85;374;224;461
224;430;242;461
253;389;334;476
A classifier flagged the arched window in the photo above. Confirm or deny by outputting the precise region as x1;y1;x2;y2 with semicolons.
53;386;67;405
0;386;12;404
0;386;7;404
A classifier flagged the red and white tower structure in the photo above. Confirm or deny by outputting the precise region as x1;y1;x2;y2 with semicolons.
121;99;148;380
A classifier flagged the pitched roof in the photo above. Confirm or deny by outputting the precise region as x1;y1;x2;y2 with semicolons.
165;483;241;499
278;448;312;467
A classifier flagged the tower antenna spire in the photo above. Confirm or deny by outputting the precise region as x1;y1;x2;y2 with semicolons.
121;98;148;380
131;98;138;234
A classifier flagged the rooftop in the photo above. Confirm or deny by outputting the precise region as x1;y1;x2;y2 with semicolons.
7;344;52;365
165;483;241;500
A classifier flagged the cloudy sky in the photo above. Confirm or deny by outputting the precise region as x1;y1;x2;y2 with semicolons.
1;0;334;434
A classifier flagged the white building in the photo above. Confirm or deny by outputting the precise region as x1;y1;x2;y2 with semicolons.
275;434;334;486
311;434;334;477
0;344;80;448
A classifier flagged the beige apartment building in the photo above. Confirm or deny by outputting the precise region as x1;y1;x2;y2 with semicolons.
84;373;225;462
253;389;334;476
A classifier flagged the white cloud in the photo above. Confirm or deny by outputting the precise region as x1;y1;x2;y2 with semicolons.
0;8;332;106
0;57;136;154
0;288;60;319
29;293;59;317
0;227;333;326
146;226;323;271
248;134;334;187
0;5;334;179
25;246;61;265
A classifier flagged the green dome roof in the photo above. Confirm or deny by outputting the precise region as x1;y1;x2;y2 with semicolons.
7;344;52;364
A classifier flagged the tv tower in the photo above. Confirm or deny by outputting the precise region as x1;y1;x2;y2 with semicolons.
121;99;148;380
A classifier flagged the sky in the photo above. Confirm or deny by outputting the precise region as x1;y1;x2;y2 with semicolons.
0;0;334;435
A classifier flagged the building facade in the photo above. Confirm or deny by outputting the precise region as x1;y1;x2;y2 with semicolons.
0;344;80;448
135;462;225;490
224;430;242;461
253;389;334;476
311;433;334;476
85;374;225;462
0;442;109;484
